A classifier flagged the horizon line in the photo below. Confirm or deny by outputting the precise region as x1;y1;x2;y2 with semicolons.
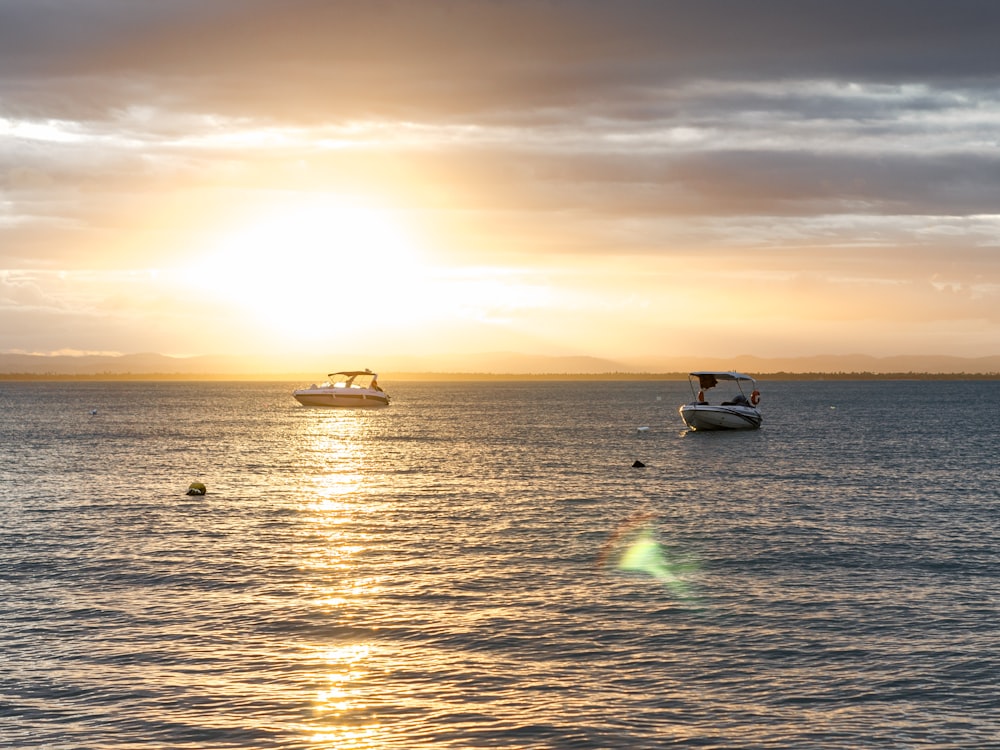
2;370;999;382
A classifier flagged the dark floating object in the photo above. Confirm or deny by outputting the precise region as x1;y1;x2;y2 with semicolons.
631;460;646;468
186;482;207;496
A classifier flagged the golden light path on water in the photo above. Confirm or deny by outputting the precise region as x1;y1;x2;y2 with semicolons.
292;410;384;747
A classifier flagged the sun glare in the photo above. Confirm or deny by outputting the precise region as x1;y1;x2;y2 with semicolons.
179;192;590;358
188;194;425;343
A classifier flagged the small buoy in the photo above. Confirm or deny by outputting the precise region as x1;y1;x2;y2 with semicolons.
90;408;98;415
636;426;649;433
186;482;207;496
632;460;646;468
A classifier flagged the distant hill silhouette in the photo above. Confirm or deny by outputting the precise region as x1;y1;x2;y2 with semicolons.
0;352;260;376
629;353;1000;376
1;351;998;378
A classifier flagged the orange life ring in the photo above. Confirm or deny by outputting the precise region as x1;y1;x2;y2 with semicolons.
750;390;760;406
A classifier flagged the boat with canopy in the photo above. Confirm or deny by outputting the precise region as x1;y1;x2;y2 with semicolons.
293;369;390;408
679;371;762;430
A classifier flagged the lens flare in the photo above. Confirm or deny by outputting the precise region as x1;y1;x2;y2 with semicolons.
599;511;700;603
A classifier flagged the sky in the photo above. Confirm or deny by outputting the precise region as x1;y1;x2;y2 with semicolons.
2;0;1000;370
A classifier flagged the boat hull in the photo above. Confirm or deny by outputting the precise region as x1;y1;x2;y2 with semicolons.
293;390;390;408
679;403;762;431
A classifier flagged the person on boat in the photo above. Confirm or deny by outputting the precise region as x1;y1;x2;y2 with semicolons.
697;390;706;403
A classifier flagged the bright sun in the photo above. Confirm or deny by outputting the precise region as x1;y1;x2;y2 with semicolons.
189;194;427;344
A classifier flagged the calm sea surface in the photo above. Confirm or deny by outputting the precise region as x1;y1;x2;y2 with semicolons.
1;379;998;749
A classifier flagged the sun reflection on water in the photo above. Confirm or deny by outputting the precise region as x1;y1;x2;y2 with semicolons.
308;644;381;747
293;411;385;747
308;727;381;749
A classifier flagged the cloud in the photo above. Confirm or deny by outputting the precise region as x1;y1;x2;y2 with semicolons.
2;1;1000;358
4;1;1000;121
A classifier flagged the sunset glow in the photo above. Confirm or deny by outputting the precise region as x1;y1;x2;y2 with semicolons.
2;2;1000;373
187;195;426;338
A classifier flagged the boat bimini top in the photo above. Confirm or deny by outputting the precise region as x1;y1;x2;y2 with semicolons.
690;371;757;385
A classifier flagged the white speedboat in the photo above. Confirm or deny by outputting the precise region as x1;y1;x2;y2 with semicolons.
679;371;762;431
293;369;390;408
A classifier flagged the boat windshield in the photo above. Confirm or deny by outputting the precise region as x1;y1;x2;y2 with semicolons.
327;371;379;389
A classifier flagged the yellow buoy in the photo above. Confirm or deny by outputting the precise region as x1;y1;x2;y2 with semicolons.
186;482;207;496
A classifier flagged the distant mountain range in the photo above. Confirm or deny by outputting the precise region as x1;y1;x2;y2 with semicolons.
0;352;268;377
1;351;999;377
633;353;1000;376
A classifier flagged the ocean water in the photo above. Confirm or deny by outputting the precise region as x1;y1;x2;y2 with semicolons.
1;379;998;749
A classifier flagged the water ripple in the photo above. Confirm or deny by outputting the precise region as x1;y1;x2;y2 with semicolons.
1;380;998;748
